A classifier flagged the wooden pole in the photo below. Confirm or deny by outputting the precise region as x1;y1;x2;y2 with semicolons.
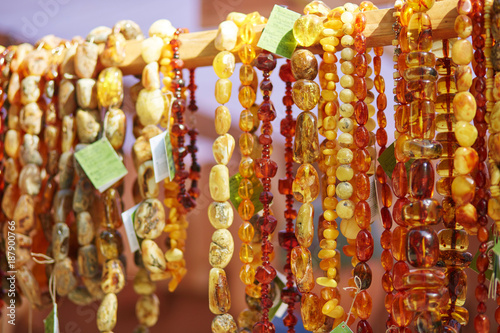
117;0;458;74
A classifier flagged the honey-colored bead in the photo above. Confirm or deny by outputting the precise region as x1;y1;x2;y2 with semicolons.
407;0;435;12
292;80;320;111
133;268;156;295
293;163;320;203
97;293;118;332
454;14;472;38
209;229;234;269
213;51;236;79
215;105;231;135
208;201;234;229
453;92;476;122
294;111;320;163
239;86;256;109
104;108;126;149
209;268;231;314
301;293;324;331
97;67;124;108
239;263;255;285
293;14;323;47
291;246;315;293
296;203;314;248
213;134;235;165
455;121;477;147
239;243;254;263
408;13;433;51
210;165;230;201
101;259;125;294
452;39;473;65
136;294;160;327
455;65;473;92
438;229;469;252
215;79;232;104
451;175;475;205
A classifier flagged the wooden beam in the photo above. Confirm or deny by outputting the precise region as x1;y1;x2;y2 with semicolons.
117;0;458;74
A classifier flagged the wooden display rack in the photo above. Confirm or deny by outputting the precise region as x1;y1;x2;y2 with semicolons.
116;0;458;75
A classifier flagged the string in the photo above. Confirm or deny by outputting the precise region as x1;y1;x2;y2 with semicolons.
31;252;57;305
386;325;399;333
343;275;362;324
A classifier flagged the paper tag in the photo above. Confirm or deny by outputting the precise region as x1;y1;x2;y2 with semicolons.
256;5;301;59
150;131;170;183
121;204;141;253
229;172;263;213
377;142;412;179
331;322;354;333
269;272;286;321
493;240;500;255
43;304;60;333
74;138;128;193
165;132;176;181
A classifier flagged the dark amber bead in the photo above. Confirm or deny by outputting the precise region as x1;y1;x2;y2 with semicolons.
353;261;372;290
393;198;410;226
393;261;410;291
356;229;374;262
291;49;318;81
409;100;436;139
103;188;123;229
392;226;408;262
355;200;371;229
254;159;277;178
278;231;298;250
410;159;434;199
395;105;410;133
392;162;408;198
406;226;439;268
353;148;371;173
255;52;277;72
255;265;276;284
355;101;368;125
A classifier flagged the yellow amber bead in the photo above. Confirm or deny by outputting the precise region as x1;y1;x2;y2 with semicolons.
337;200;355;219
238;44;256;65
239;132;253;156
215;105;231;135
97;67;123;108
238;198;254;221
215;79;232;104
304;1;331;16
296;203;314;248
301;293;324;331
209;165;230;201
240;65;255;85
213;51;236;79
238;222;254;243
209;268;231;315
336;165;354;182
239;109;254;132
239;23;256;44
294;111;320;163
239;243;254;263
238;178;254;199
293;163;320;203
239;157;254;178
452;39;473;65
239;86;256;109
407;0;435;12
293;14;323;47
292;80;320;111
291;246;315;293
455;121;478;147
453;92;476;122
240;263;255;285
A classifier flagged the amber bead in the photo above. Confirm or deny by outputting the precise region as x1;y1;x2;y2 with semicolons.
100;229;124;260
403;198;442;226
291;49;318;80
409;100;436;139
293;14;323;47
301;293;323;331
456;203;478;234
392;226;408;261
296;203;314;248
291;246;315;293
438;229;469;252
406;227;439;268
408;15;433;51
454;147;478;175
451;175;475;205
353;262;372;290
213;51;235;79
403;139;442;159
294;111;320;163
410;159;434;199
103;188;122;229
354;291;372;320
209;268;231;315
97;67;124;108
292;80;320;111
356;230;374;262
293;164;319;203
392;292;413;327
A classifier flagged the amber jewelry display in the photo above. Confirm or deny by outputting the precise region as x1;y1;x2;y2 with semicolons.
207;17;238;332
277;60;299;333
316;4;345;330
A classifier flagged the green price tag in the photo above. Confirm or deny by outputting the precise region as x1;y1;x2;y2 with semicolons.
331;321;353;333
256;5;301;59
74;138;128;193
165;133;176;181
229;172;263;214
377;142;412;179
493;240;500;256
43;304;59;333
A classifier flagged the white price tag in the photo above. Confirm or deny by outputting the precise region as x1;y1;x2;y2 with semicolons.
121;203;141;253
150;131;169;183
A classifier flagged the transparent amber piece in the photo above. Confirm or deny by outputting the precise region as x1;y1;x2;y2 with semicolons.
406;227;439;268
408;13;433;51
292;80;320;111
296;203;314;248
301;293;323;331
293;164;320;203
293;14;323;47
209;268;231;315
294;111;320;163
213;51;236;79
239;86;256;109
239;243;254;263
403;139;442;159
409;100;436;139
212;314;238;333
97;67;124;108
291;246;315;293
403;198;442;226
407;0;435;12
240;64;255;85
438;229;469;252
